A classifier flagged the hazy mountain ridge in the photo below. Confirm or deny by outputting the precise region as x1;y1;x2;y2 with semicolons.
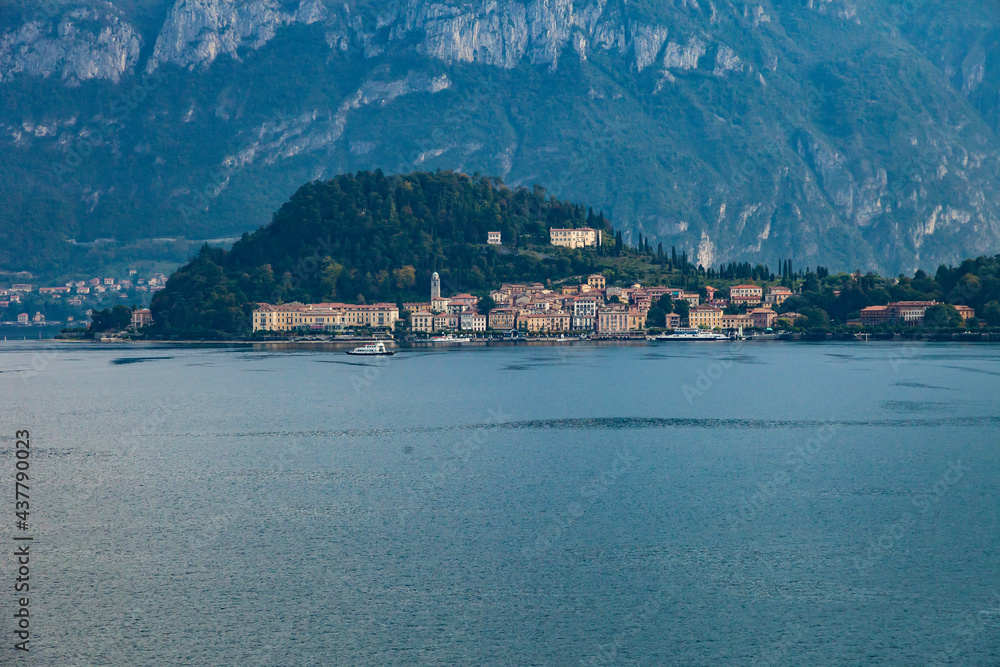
2;0;1000;276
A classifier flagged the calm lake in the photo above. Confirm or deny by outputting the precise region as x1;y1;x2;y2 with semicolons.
1;340;998;665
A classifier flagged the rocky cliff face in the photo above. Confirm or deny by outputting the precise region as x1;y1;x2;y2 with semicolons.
0;4;141;83
2;0;1000;275
143;0;693;73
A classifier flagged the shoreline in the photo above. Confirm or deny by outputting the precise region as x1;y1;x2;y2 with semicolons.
7;332;1000;347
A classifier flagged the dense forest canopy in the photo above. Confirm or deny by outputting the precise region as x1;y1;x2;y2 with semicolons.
150;170;613;337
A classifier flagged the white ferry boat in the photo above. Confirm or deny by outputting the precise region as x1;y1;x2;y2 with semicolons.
429;334;473;343
346;341;395;356
650;327;730;341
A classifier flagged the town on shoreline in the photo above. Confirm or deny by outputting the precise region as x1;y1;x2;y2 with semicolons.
246;271;988;343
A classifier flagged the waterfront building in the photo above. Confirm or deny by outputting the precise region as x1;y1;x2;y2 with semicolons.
488;308;518;330
571;298;598;331
954;305;976;320
131;309;153;328
433;313;460;331
749;308;777;329
891;301;938;326
860;305;891;326
252;302;399;332
518;311;570;333
410;311;434;332
628;308;647;331
721;313;753;330
689;305;723;329
597;305;629;334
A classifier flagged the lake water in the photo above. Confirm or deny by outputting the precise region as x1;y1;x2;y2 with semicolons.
1;340;998;665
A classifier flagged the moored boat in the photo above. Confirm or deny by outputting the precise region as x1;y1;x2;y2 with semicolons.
650;327;730;341
429;334;473;343
346;341;395;355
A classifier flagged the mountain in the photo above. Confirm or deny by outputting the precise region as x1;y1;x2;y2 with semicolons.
3;0;1000;277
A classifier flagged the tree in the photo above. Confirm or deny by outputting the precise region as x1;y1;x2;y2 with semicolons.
673;299;690;320
802;271;820;294
477;296;497;314
392;265;416;290
90;305;132;332
983;300;1000;326
320;259;344;299
923;304;962;329
646;305;666;328
799;306;830;330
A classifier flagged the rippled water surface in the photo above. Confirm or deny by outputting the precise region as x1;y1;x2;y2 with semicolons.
1;341;999;665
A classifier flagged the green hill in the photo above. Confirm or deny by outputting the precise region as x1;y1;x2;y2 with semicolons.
149;170;614;337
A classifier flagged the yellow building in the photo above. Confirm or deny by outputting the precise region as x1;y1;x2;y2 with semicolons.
253;302;399;332
549;227;602;249
520;311;571;333
587;274;606;289
628;308;647;331
689;305;723;329
488;308;518;330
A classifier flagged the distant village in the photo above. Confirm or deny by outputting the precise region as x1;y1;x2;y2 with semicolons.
0;270;166;328
2;226;980;338
251;229;978;336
